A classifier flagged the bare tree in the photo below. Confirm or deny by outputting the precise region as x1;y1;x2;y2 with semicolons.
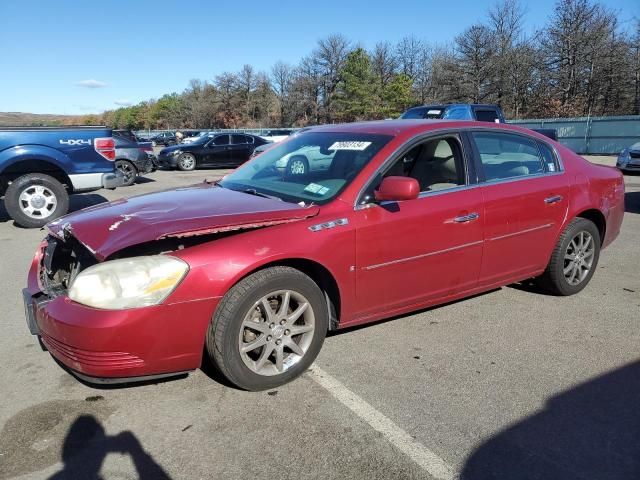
395;36;423;80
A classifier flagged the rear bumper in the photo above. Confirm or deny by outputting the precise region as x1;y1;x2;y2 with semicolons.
69;171;124;192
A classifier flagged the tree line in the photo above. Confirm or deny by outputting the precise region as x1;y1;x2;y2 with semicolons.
87;0;640;130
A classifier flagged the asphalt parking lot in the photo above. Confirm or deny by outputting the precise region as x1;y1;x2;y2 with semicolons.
1;156;639;480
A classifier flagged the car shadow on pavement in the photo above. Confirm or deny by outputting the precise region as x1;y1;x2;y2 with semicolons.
134;176;156;184
0;193;109;226
460;359;640;480
625;191;640;214
48;415;171;480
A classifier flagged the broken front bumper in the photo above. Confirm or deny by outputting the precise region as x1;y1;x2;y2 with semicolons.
23;252;220;383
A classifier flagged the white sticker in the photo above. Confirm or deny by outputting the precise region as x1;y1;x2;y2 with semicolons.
427;109;442;115
548;163;556;172
304;183;330;195
328;141;371;151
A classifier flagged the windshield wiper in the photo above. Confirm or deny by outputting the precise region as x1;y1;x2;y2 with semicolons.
242;188;282;201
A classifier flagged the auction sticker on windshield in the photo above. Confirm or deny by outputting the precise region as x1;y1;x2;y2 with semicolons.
304;183;330;195
328;141;372;151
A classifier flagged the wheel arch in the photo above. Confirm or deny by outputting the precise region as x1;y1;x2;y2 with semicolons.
575;208;606;245
0;159;71;195
228;257;341;331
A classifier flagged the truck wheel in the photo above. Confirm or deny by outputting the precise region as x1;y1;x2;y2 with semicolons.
4;173;69;228
115;160;137;186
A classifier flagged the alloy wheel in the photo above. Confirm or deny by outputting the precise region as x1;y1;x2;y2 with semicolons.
18;185;57;219
238;290;315;376
563;231;595;286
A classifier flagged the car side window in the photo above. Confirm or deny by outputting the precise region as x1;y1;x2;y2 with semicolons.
383;136;466;192
213;135;230;146
538;141;560;173
471;132;544;181
231;134;247;145
443;106;471;120
474;109;500;123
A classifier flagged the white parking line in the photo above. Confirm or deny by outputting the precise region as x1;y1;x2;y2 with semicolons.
308;365;455;480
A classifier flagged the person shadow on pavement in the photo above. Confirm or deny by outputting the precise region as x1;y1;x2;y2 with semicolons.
48;415;171;480
460;360;640;480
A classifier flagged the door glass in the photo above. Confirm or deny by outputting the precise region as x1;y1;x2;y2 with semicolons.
212;135;230;145
383;137;466;192
231;134;247;145
472;132;544;181
475;110;500;122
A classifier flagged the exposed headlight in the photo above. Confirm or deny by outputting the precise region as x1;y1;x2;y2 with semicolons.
170;149;182;156
68;255;189;310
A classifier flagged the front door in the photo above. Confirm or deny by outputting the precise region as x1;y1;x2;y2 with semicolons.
354;135;484;320
469;131;570;287
203;134;231;166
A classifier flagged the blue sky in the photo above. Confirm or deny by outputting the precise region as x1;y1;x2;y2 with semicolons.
1;0;638;115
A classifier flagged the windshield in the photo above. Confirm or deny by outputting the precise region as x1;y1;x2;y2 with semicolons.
219;132;392;205
190;134;211;145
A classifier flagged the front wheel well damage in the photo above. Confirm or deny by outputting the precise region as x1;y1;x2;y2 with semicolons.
235;259;341;331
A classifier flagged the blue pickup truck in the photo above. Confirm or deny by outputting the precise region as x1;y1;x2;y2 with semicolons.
0;127;122;228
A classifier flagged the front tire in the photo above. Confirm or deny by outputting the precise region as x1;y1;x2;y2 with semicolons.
177;153;196;171
4;173;69;228
536;218;601;296
286;155;309;177
206;267;328;391
115;160;137;186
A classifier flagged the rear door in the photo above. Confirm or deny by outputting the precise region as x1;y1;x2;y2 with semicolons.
229;134;251;165
468;130;569;287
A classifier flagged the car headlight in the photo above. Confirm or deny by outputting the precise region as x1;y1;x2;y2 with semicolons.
68;255;189;310
170;150;182;156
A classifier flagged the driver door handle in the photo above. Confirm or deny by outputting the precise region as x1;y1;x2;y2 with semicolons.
453;212;480;223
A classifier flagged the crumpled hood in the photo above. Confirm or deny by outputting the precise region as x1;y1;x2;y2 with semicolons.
47;183;319;260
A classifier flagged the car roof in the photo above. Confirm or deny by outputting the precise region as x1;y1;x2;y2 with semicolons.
308;119;548;140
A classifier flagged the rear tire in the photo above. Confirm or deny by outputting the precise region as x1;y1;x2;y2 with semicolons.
206;266;328;391
536;218;600;296
4;173;69;228
115;160;137;187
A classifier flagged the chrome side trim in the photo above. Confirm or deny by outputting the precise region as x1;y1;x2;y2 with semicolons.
309;218;349;232
362;240;483;271
487;223;554;242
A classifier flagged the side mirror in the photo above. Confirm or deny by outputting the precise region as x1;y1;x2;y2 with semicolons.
374;176;419;202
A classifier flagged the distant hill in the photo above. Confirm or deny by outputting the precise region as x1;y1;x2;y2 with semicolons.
0;112;88;127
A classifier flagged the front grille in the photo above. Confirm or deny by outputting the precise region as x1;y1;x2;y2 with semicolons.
630;151;640;159
40;236;96;297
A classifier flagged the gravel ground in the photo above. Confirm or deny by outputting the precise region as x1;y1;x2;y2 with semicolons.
0;156;638;480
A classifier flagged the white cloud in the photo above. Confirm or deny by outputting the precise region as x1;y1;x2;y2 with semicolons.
75;79;108;89
114;99;133;107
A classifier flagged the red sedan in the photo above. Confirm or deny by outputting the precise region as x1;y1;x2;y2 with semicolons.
24;120;625;390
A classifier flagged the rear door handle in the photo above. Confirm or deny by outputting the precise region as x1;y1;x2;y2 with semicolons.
544;195;563;204
453;212;480;223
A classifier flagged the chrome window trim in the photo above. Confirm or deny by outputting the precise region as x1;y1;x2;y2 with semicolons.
353;128;469;209
466;127;565;174
353;126;566;211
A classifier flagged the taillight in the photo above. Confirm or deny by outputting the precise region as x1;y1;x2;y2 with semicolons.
95;137;116;161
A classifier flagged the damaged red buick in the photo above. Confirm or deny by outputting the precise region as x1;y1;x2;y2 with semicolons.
23;120;625;390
